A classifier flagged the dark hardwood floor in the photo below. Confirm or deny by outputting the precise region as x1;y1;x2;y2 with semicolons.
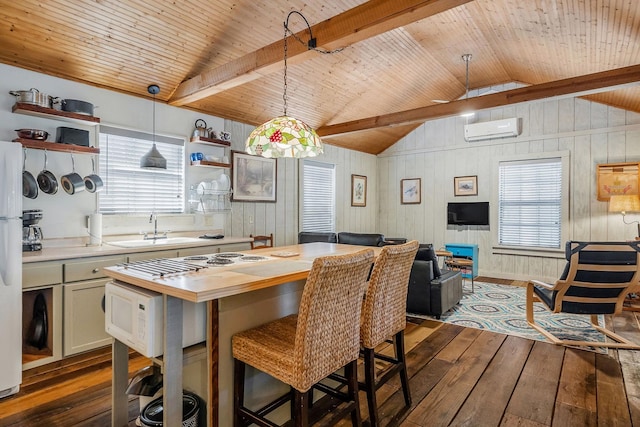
1;279;639;426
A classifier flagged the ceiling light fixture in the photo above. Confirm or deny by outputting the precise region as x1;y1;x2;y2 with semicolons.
460;53;475;118
140;84;167;169
245;11;326;158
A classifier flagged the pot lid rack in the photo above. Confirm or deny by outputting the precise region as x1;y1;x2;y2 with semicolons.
12;102;100;126
14;139;100;154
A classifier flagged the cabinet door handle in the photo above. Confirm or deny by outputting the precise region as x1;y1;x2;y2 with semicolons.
92;268;100;273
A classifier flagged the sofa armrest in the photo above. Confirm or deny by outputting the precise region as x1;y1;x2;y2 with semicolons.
406;260;434;314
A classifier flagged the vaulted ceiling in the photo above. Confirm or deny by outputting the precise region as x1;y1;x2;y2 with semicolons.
1;0;640;154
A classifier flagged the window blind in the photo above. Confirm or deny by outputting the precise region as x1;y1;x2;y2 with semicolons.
98;126;185;214
302;160;335;232
498;158;562;249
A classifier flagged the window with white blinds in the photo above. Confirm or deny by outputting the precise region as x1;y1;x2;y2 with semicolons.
98;126;185;214
498;157;563;249
301;160;335;232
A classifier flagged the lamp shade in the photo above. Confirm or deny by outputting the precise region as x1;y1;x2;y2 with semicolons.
140;143;167;169
608;195;640;213
245;116;323;158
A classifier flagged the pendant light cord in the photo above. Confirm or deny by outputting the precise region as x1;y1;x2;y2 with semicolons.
282;10;345;115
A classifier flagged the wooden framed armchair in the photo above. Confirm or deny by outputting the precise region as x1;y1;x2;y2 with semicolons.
526;241;640;349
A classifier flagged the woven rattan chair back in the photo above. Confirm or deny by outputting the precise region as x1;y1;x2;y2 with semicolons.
361;240;419;349
293;248;374;390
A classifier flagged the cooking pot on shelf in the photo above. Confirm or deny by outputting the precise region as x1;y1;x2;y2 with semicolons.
193;119;212;139
60;99;94;116
15;129;48;140
9;88;54;108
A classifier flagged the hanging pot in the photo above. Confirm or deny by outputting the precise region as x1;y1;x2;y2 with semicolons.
61;154;85;195
22;149;38;199
37;150;58;195
83;157;103;193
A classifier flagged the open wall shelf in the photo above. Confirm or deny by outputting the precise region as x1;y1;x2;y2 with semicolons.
15;139;100;154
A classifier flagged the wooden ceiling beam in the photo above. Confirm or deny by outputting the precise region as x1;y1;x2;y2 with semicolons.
317;64;640;137
168;0;473;106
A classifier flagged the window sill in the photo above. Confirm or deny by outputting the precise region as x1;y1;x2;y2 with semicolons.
492;246;565;258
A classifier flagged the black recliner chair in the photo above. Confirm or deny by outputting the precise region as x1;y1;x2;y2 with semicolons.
406;244;463;318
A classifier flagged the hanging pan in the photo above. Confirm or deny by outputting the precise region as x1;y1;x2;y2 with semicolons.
83;157;103;193
22;149;38;199
61;154;85;195
37;150;58;195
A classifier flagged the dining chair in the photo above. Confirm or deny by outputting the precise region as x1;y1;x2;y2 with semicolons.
250;233;273;249
359;240;419;426
232;248;375;426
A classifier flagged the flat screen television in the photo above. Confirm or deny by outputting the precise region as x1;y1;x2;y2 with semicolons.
447;202;489;226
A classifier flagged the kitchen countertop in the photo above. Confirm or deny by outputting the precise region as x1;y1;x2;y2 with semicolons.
104;242;380;302
22;234;253;263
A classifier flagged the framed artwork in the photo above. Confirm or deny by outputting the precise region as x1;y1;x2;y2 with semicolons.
596;162;640;201
231;151;277;202
351;174;367;207
454;175;478;196
401;178;421;204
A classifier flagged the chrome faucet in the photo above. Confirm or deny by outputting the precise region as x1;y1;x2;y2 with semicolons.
143;212;168;240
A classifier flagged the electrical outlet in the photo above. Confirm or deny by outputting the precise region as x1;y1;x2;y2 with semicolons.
249;215;254;224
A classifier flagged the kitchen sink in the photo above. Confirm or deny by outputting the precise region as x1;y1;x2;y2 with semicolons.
107;237;203;248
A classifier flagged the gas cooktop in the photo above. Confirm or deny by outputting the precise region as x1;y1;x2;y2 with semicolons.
183;252;271;267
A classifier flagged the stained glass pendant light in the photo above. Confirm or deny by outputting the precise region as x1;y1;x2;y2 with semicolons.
140;84;167;169
245;11;323;158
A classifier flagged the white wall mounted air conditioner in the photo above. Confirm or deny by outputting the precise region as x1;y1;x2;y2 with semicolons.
464;118;521;142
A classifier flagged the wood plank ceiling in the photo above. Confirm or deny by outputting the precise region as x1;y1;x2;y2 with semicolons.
1;0;639;154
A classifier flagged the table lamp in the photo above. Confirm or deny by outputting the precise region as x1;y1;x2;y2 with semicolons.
609;194;640;237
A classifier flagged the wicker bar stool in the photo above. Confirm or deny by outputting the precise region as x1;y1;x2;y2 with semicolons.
232;249;375;427
360;240;419;426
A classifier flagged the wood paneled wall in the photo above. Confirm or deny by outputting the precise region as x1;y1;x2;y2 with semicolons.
224;120;378;247
378;84;640;282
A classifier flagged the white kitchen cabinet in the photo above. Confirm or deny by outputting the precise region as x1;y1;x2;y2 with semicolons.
61;254;126;357
22;285;63;371
63;278;112;356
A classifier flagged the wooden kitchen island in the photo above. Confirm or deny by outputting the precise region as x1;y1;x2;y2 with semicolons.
104;242;380;427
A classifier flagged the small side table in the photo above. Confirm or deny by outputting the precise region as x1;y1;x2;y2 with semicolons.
435;250;453;270
445;258;474;293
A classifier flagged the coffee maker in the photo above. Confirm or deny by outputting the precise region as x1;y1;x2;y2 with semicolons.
23;209;43;252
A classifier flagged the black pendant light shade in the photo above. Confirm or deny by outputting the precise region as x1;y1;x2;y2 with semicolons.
140;84;167;169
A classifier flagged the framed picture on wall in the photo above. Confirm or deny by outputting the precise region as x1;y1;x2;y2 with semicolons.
351;174;367;207
401;178;421;204
454;175;478;196
596;162;640;201
231;151;277;202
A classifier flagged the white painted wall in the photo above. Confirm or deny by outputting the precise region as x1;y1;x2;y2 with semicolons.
2;63;378;244
378;83;640;282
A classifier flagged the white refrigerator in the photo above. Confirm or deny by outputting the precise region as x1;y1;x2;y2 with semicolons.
0;141;23;398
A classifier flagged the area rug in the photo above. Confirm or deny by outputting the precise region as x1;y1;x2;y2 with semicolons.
409;281;606;348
